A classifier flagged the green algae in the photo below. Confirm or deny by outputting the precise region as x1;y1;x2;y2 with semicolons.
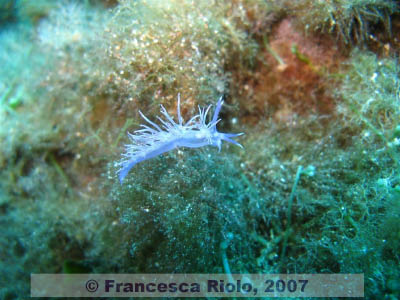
274;0;398;44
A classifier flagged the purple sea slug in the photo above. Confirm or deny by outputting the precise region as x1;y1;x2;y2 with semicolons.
117;95;243;184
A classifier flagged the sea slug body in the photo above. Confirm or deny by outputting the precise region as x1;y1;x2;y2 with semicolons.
117;95;243;184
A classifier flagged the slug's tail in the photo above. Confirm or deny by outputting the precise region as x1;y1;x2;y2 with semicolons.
118;160;137;184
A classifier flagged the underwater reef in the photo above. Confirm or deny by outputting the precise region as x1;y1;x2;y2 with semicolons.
0;0;399;299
